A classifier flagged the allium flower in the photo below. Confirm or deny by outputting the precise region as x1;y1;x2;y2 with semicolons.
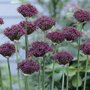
0;43;15;57
0;18;4;25
62;26;81;41
18;59;40;74
4;24;25;41
80;42;90;55
20;21;36;35
53;51;73;65
28;41;53;57
46;31;65;43
74;9;90;23
17;4;38;17
35;16;56;31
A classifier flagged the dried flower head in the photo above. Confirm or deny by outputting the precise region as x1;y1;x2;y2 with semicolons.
0;18;4;25
18;59;40;74
17;3;38;17
28;41;53;57
80;42;90;55
4;24;25;41
0;43;15;57
35;16;56;31
62;26;81;41
20;21;36;35
53;51;73;65
74;9;90;23
46;31;65;43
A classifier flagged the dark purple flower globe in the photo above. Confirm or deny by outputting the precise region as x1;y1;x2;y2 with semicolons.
4;24;25;41
80;42;90;55
20;21;36;35
28;41;53;57
53;51;73;65
35;16;56;31
46;31;65;43
18;59;40;74
0;43;15;57
74;9;90;23
0;18;4;25
17;4;38;17
62;26;81;41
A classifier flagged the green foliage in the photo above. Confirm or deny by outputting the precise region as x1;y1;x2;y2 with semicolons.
72;75;82;87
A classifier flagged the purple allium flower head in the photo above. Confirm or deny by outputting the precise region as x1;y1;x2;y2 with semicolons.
0;18;4;25
4;24;25;41
18;59;40;74
74;9;90;23
53;51;73;65
62;26;81;41
17;3;38;17
20;21;36;35
35;16;56;31
46;31;65;43
80;42;90;55
0;43;15;57
28;41;53;57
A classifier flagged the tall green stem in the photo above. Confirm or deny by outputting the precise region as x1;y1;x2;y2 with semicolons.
7;57;13;90
0;66;4;90
24;76;28;90
51;61;55;90
42;57;45;90
51;0;59;18
77;37;80;90
38;60;41;90
62;71;65;90
66;65;69;90
76;23;83;90
25;17;28;59
83;55;89;90
14;41;21;90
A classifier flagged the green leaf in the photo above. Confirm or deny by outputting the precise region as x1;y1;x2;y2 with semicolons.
46;63;63;72
72;75;82;87
66;66;77;77
53;72;63;81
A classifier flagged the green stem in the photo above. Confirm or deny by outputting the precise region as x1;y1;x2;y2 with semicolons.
62;71;65;90
0;66;4;90
14;41;21;90
42;57;45;90
18;70;21;90
38;60;41;90
66;65;69;90
51;0;58;18
76;23;83;90
25;17;28;59
24;76;28;90
7;57;13;90
76;37;80;90
83;55;89;90
51;61;55;90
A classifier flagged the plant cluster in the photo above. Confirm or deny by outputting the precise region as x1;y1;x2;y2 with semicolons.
0;3;90;90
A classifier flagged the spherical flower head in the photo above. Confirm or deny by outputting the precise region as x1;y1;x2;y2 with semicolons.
53;51;73;65
62;26;81;41
28;41;53;57
0;18;4;25
35;16;56;31
4;24;25;41
0;43;15;57
18;59;40;74
46;31;65;43
80;42;90;55
20;21;36;35
74;9;90;23
17;3;38;17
